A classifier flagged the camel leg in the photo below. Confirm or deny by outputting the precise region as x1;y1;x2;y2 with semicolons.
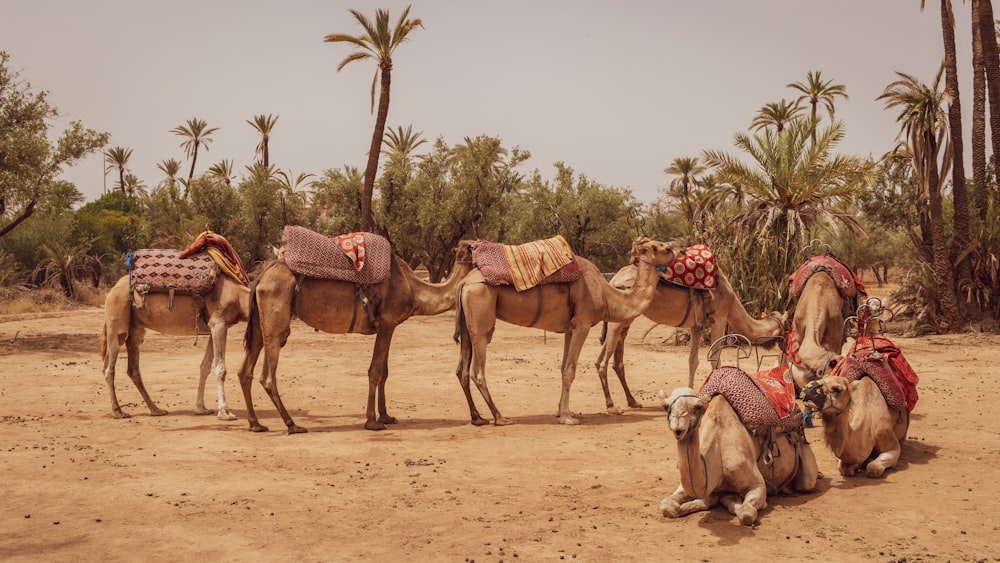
660;484;718;518
556;326;590;425
365;325;396;431
258;321;307;435
124;325;168;417
454;316;489;426
236;312;268;433
206;317;236;421
611;323;641;409
468;328;511;426
795;441;819;492
721;485;767;526
194;337;213;415
103;319;131;419
594;325;615;412
688;325;703;389
864;431;903;478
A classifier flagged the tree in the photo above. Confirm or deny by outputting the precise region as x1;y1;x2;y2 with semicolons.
382;124;426;158
103;146;132;194
170;117;220;192
971;0;988;220
663;156;707;227
324;6;423;232
156;158;183;188
750;99;802;133
878;68;961;331
248;114;278;167
122;172;147;198
978;0;1000;187
207;160;236;186
787;71;849;145
0;51;108;239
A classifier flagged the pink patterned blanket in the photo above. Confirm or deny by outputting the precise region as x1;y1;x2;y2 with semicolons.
788;254;866;302
699;364;802;434
281;225;391;284
129;249;219;293
832;336;919;412
472;236;582;290
660;244;717;289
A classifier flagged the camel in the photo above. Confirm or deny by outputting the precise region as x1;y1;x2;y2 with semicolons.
658;386;818;525
236;241;475;433
453;237;681;426
799;375;909;478
100;274;250;420
788;272;847;390
595;267;785;410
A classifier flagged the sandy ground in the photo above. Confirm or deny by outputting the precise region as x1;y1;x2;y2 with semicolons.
1;302;999;562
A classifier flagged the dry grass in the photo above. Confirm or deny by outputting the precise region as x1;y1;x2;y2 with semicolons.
0;283;106;315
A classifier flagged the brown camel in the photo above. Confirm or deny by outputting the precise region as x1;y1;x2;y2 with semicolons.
800;375;909;478
788;272;847;390
658;387;818;525
453;237;681;426
595;267;785;410
237;241;475;433
100;274;250;420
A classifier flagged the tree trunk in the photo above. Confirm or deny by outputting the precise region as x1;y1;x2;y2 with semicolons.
978;0;1000;209
926;133;962;331
118;167;126;194
972;0;988;220
362;62;392;233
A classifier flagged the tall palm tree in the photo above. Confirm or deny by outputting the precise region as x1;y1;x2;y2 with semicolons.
248;114;278;167
382;124;426;159
277;169;315;205
978;0;1000;178
324;6;423;232
207;160;236;186
170;117;220;192
971;0;988;220
664;156;707;226
750;99;802;133
157;158;183;188
122;172;147;198
787;71;849;144
104;146;132;194
878;68;961;330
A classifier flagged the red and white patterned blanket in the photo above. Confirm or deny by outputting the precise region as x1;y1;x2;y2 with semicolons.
280;225;391;284
660;244;717;290
472;236;582;290
129;249;219;294
832;335;919;413
699;364;802;434
789;254;866;302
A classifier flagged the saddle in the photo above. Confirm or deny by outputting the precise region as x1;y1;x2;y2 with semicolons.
660;244;717;290
788;254;866;303
832;335;919;413
471;235;581;291
280;225;392;284
699;364;803;435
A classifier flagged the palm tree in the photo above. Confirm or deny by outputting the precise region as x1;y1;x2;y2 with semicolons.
382;124;426;158
104;146;132;194
971;0;988;220
248;114;278;167
977;0;1000;178
787;71;849;144
324;6;423;232
170;118;220;192
877;68;961;330
207;160;236;186
157;158;183;188
750;99;803;133
122;172;147;198
664;156;707;226
277;169;315;205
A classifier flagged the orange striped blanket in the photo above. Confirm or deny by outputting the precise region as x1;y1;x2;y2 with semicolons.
472;235;581;291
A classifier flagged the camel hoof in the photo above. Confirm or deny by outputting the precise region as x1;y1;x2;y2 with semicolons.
249;423;269;433
365;420;387;431
194;407;212;416
149;408;168;417
218;411;237;421
112;410;131;419
627;401;643;409
607;406;625;415
494;417;514;426
865;463;887;478
378;415;398;425
659;498;680;518
470;417;490;427
737;505;758;526
286;425;308;435
558;415;581;425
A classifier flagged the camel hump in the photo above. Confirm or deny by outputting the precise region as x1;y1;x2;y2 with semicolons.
280;225;391;284
789;254;865;302
128;249;219;294
471;236;582;291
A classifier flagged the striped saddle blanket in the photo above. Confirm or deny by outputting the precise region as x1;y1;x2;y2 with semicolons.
280;225;392;284
472;235;582;291
128;249;219;294
699;364;803;434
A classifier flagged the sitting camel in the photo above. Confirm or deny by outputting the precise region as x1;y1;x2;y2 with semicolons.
595;265;785;411
453;237;681;426
237;239;475;433
658;386;817;525
100;272;250;420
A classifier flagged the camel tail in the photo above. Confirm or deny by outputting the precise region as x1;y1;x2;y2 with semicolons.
453;283;467;344
599;321;608;344
243;281;262;353
100;322;108;363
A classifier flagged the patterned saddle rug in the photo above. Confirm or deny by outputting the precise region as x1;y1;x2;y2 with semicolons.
832;335;919;413
699;364;802;434
280;225;392;284
128;249;219;294
789;254;866;302
472;235;582;291
660;244;717;290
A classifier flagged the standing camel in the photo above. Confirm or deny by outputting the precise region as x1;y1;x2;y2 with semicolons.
595;268;785;410
453;237;681;426
237;240;475;433
100;273;250;420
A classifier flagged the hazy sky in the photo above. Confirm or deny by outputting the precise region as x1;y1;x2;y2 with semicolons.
2;1;974;205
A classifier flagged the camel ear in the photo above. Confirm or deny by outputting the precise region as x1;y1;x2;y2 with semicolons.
656;389;667;401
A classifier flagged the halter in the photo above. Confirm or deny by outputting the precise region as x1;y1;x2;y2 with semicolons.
808;379;851;415
666;393;709;499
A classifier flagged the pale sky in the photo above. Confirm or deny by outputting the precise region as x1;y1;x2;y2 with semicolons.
2;1;972;205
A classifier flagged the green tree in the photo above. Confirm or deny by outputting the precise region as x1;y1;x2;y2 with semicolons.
0;51;108;239
750;99;803;133
324;5;423;232
382;124;426;158
787;71;849;145
663;156;707;228
74;190;146;280
157;158;183;188
188;175;240;238
248;114;278;167
104;146;132;194
878;68;961;330
122;172;147;198
170;117;220;191
207;160;236;186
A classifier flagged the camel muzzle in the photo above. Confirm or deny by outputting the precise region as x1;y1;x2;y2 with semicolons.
798;380;827;412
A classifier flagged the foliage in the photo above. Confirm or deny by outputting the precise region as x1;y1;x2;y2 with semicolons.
307;165;364;236
234;164;298;269
74;190;147;281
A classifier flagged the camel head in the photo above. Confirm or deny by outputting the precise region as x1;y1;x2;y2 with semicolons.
631;238;683;268
799;376;851;415
453;240;475;264
659;387;706;441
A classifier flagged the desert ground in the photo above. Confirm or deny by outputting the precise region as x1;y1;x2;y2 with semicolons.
1;298;999;562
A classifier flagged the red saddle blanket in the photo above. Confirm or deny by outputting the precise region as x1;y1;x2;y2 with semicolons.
178;231;249;285
699;364;802;434
280;225;391;284
660;244;717;289
832;336;919;413
472;236;582;291
129;249;219;293
789;254;866;302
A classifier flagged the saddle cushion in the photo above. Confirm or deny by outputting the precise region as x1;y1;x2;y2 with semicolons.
128;249;219;293
660;244;717;290
472;236;582;291
832;335;919;412
281;225;391;284
699;364;802;434
178;231;249;285
789;254;866;302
